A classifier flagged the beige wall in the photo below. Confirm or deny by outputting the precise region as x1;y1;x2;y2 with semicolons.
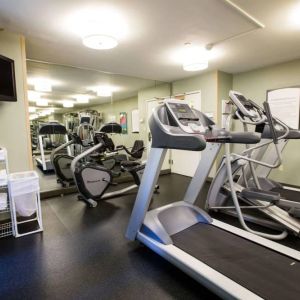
217;71;233;126
172;71;228;174
172;71;219;123
233;59;300;186
137;83;171;147
0;31;32;172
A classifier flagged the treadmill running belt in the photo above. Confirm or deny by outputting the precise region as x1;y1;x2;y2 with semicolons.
172;223;300;300
272;187;300;203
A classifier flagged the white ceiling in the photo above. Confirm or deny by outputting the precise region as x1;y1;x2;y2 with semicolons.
1;0;300;81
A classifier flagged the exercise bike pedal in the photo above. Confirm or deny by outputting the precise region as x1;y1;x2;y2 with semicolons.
87;199;98;208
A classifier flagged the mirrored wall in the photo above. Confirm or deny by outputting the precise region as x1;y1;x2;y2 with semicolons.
27;60;165;193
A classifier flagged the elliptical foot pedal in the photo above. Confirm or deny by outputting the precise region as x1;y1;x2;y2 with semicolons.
288;208;300;218
240;187;280;203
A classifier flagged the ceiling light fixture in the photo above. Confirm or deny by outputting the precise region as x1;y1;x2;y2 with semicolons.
289;3;300;27
75;94;90;103
182;43;209;72
33;78;52;92
28;90;41;102
67;8;128;50
82;35;118;50
36;98;49;107
63;100;74;108
96;86;114;97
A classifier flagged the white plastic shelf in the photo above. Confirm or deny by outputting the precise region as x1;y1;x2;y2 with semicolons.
0;147;12;238
8;171;43;238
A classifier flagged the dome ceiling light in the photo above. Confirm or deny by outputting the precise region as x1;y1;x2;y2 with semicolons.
182;43;209;72
96;85;114;97
63;100;74;108
68;8;128;50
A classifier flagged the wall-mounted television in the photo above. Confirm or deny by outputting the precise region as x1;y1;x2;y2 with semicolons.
0;54;17;102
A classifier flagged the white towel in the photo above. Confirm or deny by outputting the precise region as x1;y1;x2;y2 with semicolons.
0;169;7;186
0;193;7;210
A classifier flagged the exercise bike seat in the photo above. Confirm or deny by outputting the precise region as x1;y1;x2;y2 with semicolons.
240;187;280;203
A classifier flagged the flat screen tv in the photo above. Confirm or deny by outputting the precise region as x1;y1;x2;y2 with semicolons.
0;54;17;102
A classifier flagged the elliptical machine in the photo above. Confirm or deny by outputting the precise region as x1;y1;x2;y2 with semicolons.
207;91;300;239
71;131;150;207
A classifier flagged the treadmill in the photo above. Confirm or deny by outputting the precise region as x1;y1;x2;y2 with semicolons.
36;122;70;172
126;99;300;299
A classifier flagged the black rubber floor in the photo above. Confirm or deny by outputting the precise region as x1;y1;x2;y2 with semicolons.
0;174;218;300
0;174;299;300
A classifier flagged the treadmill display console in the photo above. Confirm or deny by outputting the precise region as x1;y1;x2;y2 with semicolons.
165;100;204;133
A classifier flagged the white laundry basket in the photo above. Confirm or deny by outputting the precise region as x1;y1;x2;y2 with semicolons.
8;171;43;237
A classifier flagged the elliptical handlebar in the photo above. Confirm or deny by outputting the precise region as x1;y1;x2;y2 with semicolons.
229;90;290;141
263;101;278;144
229;90;267;125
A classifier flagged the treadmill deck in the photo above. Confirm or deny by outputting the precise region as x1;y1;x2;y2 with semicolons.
172;223;300;300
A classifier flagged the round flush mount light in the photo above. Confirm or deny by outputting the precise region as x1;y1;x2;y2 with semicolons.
82;34;118;50
28;90;41;102
67;8;128;50
182;43;209;72
96;85;114;97
33;79;52;92
63;100;74;108
75;94;90;103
